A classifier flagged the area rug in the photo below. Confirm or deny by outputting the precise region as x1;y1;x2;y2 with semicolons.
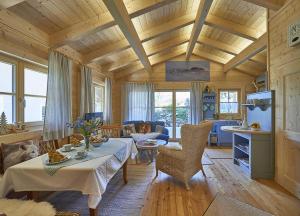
46;164;153;216
202;154;214;165
0;199;56;216
203;194;274;216
205;148;232;159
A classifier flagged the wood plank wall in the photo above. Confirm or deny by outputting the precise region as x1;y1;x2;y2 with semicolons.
112;54;255;124
268;0;300;198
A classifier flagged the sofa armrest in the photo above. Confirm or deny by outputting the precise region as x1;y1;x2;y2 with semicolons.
162;127;169;135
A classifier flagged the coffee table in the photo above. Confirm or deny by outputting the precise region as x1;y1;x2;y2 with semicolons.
136;139;167;163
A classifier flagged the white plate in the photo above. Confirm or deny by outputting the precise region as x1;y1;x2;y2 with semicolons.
60;147;76;152
45;155;71;165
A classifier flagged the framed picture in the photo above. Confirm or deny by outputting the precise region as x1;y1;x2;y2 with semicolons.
166;61;210;81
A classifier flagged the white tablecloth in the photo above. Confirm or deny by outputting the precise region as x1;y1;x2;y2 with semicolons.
0;138;137;209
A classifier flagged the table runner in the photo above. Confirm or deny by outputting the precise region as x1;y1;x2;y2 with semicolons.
43;140;127;176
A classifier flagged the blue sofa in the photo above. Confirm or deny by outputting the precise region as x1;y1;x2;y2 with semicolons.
211;120;239;146
122;120;169;143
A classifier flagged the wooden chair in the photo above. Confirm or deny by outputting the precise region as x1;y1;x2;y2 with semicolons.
39;139;59;155
99;125;122;138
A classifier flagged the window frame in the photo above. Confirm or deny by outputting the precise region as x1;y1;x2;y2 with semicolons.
0;54;48;127
93;83;105;113
218;89;241;115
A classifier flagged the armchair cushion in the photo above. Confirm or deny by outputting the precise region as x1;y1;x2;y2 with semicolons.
158;145;184;160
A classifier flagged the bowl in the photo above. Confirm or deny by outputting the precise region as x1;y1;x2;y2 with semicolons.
91;142;104;147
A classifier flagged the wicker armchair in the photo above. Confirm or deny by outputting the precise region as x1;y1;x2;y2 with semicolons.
155;121;213;190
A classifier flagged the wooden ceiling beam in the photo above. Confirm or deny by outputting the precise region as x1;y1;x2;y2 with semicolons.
149;47;186;66
0;0;24;9
197;36;267;66
186;0;213;60
223;33;267;72
114;62;144;80
205;14;260;41
241;0;285;10
84;39;130;63
103;0;152;72
139;14;194;43
85;14;193;63
104;37;188;72
193;49;256;77
147;36;188;56
50;0;177;48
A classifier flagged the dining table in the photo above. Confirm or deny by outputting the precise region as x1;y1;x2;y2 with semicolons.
0;138;137;216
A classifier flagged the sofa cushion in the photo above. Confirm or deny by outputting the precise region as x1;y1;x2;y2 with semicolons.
145;121;165;132
1;141;39;172
155;125;165;133
156;134;169;142
137;123;151;134
122;124;136;136
123;120;144;132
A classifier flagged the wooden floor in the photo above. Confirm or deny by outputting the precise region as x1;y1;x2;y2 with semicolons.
140;149;300;216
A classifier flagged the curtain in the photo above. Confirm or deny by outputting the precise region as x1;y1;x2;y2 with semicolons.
190;82;204;124
122;82;154;121
80;65;93;117
104;77;112;124
43;51;72;141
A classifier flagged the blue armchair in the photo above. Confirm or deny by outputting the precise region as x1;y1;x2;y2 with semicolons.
211;120;239;146
122;120;169;143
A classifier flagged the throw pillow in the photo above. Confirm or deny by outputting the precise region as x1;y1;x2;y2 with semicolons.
138;123;151;134
122;124;136;136
155;125;164;134
1;140;39;172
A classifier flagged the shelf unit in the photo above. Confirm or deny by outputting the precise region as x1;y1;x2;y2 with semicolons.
233;132;274;179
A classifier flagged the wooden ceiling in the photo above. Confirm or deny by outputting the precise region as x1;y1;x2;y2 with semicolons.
0;0;286;78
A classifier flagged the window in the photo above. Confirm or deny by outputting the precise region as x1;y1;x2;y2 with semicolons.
24;68;47;122
0;55;47;125
0;61;16;123
219;90;239;114
94;84;104;112
153;91;190;139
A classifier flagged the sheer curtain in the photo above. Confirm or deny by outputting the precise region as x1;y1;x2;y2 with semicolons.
80;65;93;117
122;82;154;121
190;82;204;124
43;51;72;141
104;77;112;124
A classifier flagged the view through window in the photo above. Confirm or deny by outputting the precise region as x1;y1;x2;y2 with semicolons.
94;85;105;112
0;61;16;123
24;68;47;122
219;90;239;114
154;91;190;139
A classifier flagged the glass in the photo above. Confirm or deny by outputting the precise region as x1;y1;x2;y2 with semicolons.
176;107;190;138
220;103;238;113
220;91;229;102
24;96;46;122
153;107;173;137
0;94;15;123
154;92;172;107
95;86;104;112
0;61;14;93
175;91;190;107
229;91;238;102
175;91;190;138
24;68;47;96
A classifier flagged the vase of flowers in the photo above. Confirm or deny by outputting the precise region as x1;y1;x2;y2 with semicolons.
67;118;103;151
